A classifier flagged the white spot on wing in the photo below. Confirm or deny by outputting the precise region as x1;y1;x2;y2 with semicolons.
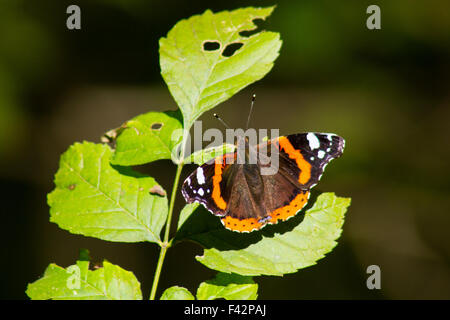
198;188;204;196
196;167;205;185
307;133;320;150
318;150;325;159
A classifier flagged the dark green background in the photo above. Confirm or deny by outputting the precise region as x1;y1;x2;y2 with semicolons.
1;0;449;299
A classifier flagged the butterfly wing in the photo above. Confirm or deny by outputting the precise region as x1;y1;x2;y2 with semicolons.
182;152;271;232
249;132;345;226
270;132;345;189
181;153;236;217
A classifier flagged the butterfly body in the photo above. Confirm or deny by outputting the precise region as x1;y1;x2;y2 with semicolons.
181;133;345;232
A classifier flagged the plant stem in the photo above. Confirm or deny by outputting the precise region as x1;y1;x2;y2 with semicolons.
149;243;167;300
149;162;184;300
164;163;184;244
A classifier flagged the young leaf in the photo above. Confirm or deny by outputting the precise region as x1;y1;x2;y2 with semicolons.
48;142;168;244
111;110;183;166
196;273;258;300
185;143;236;165
160;286;195;300
179;193;350;276
26;260;142;300
159;6;282;131
177;203;200;231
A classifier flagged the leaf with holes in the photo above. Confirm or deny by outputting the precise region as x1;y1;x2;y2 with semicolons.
111;110;183;166
196;273;258;300
26;260;142;300
48;142;168;244
160;286;195;300
179;193;350;276
159;6;282;131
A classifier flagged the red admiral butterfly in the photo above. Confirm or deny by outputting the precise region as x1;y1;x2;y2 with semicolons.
181;98;345;232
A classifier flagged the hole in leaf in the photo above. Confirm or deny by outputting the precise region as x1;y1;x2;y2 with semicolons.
239;18;265;38
222;42;243;57
151;122;163;130
203;41;220;51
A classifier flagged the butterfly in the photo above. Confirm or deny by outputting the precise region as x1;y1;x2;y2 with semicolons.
181;95;345;232
181;131;345;232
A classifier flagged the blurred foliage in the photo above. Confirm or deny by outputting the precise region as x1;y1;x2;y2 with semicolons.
0;0;449;299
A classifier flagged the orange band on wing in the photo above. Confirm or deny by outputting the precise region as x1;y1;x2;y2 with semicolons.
221;216;263;232
268;191;309;224
278;136;311;185
211;156;228;210
221;191;310;232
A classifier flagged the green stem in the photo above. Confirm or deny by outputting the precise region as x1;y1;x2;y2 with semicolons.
149;162;184;300
149;243;167;300
164;163;184;244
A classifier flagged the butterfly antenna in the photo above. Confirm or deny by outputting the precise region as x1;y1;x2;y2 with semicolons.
245;94;256;130
213;113;231;129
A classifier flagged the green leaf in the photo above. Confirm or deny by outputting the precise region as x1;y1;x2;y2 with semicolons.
26;260;142;300
159;6;282;131
177;203;200;231
160;286;195;300
48;142;168;244
179;192;350;276
197;273;257;300
185;143;236;165
111;110;183;166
